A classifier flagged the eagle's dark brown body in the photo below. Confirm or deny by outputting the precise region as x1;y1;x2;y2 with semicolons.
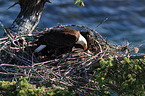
37;28;80;50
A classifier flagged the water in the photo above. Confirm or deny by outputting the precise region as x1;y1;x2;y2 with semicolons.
0;0;145;52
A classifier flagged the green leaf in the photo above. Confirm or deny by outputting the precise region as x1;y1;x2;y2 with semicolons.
74;0;81;4
78;1;85;7
80;1;85;7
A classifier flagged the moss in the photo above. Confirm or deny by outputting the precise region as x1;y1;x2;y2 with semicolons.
0;76;74;96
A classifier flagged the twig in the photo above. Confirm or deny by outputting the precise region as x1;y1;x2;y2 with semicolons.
0;72;24;75
93;18;108;30
115;55;145;61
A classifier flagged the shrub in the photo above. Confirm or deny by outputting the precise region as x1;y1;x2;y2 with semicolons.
0;76;74;96
95;57;145;95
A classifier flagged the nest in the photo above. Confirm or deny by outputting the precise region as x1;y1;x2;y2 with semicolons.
0;24;140;95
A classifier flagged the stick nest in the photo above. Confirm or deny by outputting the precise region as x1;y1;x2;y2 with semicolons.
0;24;139;95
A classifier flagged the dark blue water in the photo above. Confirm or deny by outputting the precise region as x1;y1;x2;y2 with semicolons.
0;0;145;52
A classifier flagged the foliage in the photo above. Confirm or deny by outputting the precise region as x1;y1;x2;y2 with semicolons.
0;76;74;96
95;57;145;95
74;0;85;7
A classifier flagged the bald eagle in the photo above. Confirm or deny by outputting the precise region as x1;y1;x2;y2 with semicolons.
34;28;87;53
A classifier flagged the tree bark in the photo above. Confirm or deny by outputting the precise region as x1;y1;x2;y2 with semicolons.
9;0;50;35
